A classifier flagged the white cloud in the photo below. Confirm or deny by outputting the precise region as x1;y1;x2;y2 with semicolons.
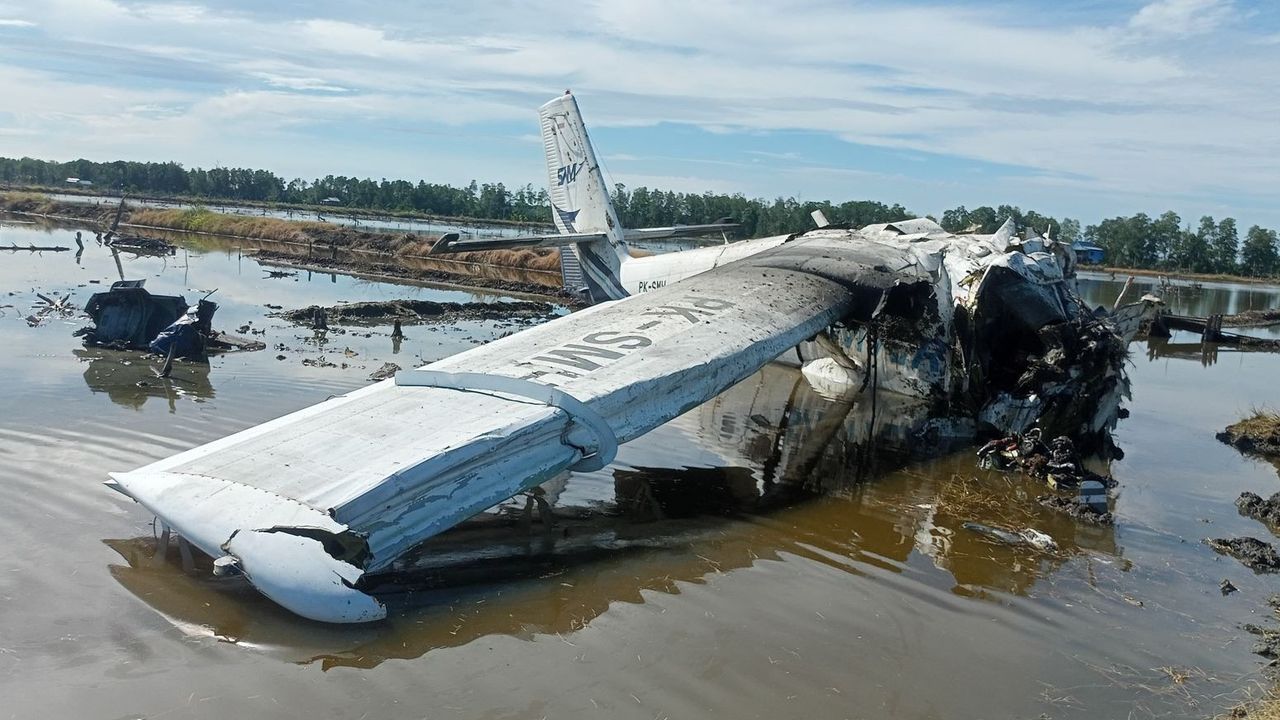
0;18;34;26
1130;0;1234;36
249;72;350;93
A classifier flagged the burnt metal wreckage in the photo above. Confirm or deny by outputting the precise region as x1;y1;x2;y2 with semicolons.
77;280;264;359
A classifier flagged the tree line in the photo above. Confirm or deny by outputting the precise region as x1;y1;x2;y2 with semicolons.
2;155;1277;276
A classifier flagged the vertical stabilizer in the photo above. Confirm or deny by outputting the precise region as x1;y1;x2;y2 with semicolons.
540;92;629;301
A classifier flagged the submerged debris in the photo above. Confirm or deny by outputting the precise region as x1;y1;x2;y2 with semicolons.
962;521;1057;551
978;430;1114;489
1208;537;1280;573
1219;413;1280;459
275;299;556;327
1238;492;1280;527
1222;578;1239;596
368;362;401;382
1037;494;1115;525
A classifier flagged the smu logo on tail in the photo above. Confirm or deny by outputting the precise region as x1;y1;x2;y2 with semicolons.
556;162;584;186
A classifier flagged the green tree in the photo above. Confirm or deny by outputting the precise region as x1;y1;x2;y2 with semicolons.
1211;217;1239;273
1242;225;1280;276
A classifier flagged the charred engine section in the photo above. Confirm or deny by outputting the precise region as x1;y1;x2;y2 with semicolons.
968;266;1128;449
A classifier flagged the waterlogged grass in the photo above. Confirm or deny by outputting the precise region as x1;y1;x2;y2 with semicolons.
131;207;309;243
0;191;58;214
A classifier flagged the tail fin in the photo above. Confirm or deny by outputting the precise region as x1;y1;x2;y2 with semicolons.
540;91;629;302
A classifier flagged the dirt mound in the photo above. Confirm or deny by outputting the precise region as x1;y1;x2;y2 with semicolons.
1207;537;1280;572
1218;412;1280;459
1224;309;1280;327
276;299;556;326
1238;491;1280;526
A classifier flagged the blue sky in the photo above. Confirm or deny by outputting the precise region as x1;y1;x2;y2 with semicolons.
1;0;1278;228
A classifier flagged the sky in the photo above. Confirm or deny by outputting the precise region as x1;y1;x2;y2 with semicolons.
1;0;1277;228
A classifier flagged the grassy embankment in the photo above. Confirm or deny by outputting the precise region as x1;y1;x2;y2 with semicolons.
4;182;548;229
0;193;562;274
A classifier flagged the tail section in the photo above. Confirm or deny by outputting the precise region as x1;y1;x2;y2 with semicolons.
540;92;630;302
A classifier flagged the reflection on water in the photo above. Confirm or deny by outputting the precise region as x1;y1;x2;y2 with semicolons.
1080;272;1280;318
75;347;215;410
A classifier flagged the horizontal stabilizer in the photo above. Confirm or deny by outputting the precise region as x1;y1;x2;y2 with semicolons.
621;220;738;243
427;231;608;255
427;221;739;256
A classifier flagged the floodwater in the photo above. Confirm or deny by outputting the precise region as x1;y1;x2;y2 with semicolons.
2;218;1280;719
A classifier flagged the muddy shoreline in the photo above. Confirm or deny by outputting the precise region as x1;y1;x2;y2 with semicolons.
274;298;558;327
252;250;579;304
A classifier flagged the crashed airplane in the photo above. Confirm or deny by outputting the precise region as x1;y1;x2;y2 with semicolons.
107;92;1158;623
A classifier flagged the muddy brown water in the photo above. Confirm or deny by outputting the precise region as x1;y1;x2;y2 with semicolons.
3;219;1280;719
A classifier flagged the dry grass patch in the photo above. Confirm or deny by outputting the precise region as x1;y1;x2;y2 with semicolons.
1219;411;1280;459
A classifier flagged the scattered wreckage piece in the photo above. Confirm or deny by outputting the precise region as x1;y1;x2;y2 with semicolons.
78;280;261;358
25;292;77;327
1207;537;1280;573
962;522;1057;551
3;242;70;252
979;431;1116;490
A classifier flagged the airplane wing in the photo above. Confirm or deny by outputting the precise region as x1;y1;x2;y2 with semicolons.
427;221;739;255
107;231;932;623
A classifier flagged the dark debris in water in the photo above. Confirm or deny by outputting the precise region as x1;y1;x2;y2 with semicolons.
368;362;401;382
1207;537;1280;572
1238;491;1280;528
274;299;557;327
1037;494;1115;525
